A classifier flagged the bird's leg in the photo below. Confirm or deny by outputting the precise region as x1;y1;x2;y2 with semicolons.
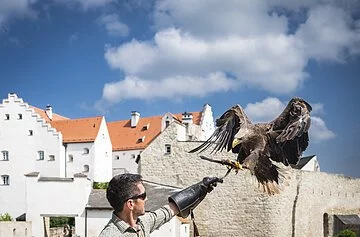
220;159;243;173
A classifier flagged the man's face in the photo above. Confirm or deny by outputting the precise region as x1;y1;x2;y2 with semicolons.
132;183;147;216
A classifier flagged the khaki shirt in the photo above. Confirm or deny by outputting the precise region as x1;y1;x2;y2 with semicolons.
98;206;174;237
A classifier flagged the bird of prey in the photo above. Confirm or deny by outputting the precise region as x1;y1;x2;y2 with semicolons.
189;97;312;194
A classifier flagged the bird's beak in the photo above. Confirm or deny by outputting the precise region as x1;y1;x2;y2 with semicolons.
232;138;241;148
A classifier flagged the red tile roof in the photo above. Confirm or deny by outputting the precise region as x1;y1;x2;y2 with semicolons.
32;106;69;122
50;117;103;143
108;116;162;151
108;111;202;151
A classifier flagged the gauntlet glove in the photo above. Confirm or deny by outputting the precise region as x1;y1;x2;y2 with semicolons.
168;177;222;218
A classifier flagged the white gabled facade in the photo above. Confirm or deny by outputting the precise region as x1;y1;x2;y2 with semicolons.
92;117;113;182
0;93;65;218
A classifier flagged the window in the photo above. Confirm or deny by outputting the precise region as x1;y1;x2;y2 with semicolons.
83;165;89;172
28;130;33;136
1;175;9;185
68;155;73;162
18;114;22;120
83;148;89;154
131;154;136;159
165;120;170;128
115;156;119;160
48;155;55;161
38;151;44;160
165;144;171;154
5;114;10;120
1;151;9;161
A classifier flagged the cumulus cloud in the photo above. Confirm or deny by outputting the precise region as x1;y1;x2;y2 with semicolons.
245;97;286;123
100;0;360;104
0;0;37;26
97;14;129;37
53;0;115;9
102;72;238;103
244;97;335;143
309;116;336;142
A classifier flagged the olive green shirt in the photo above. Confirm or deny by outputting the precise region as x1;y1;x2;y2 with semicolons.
98;206;174;237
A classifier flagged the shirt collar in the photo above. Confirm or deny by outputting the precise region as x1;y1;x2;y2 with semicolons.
111;212;140;234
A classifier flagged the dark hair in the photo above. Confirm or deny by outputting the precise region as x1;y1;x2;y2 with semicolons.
106;173;143;212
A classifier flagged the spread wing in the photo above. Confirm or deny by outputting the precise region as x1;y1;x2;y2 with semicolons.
188;104;252;154
269;97;312;165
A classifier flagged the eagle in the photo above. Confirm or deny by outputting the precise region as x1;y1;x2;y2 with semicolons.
189;97;312;194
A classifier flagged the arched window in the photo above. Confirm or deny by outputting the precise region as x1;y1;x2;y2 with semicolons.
83;165;89;172
83;148;89;154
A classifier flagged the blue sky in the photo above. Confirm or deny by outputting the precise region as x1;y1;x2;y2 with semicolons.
1;0;359;178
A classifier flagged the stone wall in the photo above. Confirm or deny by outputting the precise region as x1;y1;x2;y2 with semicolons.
0;221;32;237
140;123;360;237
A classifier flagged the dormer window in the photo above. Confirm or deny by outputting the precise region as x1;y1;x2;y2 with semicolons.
142;123;150;130
165;120;170;128
138;136;145;143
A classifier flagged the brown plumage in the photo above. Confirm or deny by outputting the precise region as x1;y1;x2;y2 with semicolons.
189;97;312;194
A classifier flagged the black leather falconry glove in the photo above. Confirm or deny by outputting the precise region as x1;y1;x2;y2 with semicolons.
168;177;223;218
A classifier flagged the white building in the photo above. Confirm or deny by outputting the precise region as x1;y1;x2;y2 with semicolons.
0;93;66;219
0;93;214;237
108;105;215;176
0;93;112;228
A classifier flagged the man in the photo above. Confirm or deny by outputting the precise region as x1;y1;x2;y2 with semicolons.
98;173;222;237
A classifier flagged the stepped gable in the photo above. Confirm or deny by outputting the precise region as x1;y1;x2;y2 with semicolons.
31;106;69;122
1;93;62;138
50;116;103;143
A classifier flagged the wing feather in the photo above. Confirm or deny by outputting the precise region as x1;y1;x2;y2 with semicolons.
269;97;312;165
188;104;251;154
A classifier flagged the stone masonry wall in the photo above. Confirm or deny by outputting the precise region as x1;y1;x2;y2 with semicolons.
140;123;360;237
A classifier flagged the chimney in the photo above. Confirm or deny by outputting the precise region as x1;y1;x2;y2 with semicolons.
131;111;140;127
182;112;193;125
45;104;53;120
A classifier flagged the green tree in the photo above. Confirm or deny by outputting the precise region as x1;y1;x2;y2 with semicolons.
93;182;108;189
335;229;356;237
0;213;13;221
50;217;75;228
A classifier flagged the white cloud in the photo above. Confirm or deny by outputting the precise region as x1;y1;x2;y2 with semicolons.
97;14;129;37
100;0;360;103
242;97;335;143
309;116;336;142
310;103;325;115
245;97;285;123
295;5;360;62
53;0;114;9
0;0;37;26
101;72;238;103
